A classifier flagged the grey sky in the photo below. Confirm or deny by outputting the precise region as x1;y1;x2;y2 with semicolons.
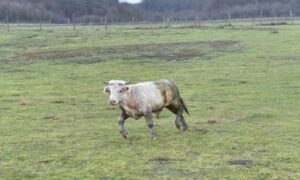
119;0;142;4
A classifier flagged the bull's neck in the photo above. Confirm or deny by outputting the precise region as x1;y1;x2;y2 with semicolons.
119;93;129;106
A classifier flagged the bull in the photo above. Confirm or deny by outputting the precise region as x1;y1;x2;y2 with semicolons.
103;79;189;140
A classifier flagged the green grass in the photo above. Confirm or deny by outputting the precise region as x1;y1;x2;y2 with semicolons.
0;24;300;179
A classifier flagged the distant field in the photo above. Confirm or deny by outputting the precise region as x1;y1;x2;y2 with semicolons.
0;23;299;179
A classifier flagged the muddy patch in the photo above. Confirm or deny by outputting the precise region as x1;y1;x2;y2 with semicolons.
147;157;197;177
149;156;181;164
231;26;279;32
147;157;182;176
253;147;268;153
270;56;300;61
258;56;300;61
193;128;209;134
0;67;30;73
42;116;60;120
242;112;274;121
51;100;65;104
13;40;242;64
18;98;31;106
228;159;253;166
207;120;217;124
238;81;248;84
38;158;54;164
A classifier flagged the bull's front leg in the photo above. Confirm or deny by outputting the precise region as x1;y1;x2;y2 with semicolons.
144;111;157;140
119;111;128;139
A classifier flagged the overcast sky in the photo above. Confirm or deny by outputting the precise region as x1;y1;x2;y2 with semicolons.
119;0;142;4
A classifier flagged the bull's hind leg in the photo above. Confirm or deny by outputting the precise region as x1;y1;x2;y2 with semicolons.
144;111;157;140
180;115;188;131
175;105;189;131
166;104;183;130
167;104;188;131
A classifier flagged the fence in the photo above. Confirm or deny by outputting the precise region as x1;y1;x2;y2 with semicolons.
1;16;300;32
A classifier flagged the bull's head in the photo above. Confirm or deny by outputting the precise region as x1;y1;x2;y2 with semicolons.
103;80;130;105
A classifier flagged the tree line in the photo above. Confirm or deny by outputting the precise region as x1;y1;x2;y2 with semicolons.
141;0;300;21
1;0;300;23
0;0;141;23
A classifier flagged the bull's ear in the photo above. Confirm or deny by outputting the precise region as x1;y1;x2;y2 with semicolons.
103;86;110;94
122;86;129;92
103;81;109;85
125;81;131;85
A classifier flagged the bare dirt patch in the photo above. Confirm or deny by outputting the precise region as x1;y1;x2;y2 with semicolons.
13;40;241;64
228;159;253;166
0;67;30;73
193;128;209;134
258;56;300;61
149;156;181;164
38;158;54;164
51;100;65;104
270;56;300;61
207;120;217;124
231;26;279;32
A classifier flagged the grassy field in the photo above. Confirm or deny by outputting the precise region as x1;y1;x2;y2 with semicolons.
0;24;300;179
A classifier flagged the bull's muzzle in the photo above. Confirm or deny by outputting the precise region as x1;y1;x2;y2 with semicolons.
108;99;117;105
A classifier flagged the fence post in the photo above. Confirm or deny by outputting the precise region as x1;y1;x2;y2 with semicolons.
6;16;9;32
290;10;294;25
195;15;201;28
104;16;107;30
73;13;76;31
259;9;263;25
166;17;170;28
227;10;232;25
273;11;277;24
39;16;42;31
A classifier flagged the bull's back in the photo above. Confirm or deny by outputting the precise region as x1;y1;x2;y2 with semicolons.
128;82;165;110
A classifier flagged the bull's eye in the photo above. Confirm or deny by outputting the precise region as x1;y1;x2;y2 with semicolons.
119;90;123;93
105;88;110;93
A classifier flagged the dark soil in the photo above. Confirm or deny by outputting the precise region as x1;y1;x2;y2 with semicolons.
228;159;253;166
14;40;241;64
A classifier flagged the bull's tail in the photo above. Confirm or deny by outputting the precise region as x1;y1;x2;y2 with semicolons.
180;98;190;115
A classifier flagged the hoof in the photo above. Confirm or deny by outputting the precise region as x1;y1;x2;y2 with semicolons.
151;132;158;140
182;126;188;131
151;136;157;140
121;132;128;139
122;135;128;139
175;121;181;130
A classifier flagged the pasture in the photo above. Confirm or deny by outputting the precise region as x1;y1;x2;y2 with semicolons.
0;23;300;179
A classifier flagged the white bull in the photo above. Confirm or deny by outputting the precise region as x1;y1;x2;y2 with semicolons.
103;79;189;140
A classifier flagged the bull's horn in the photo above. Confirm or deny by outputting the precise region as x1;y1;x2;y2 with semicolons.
103;81;109;85
125;81;131;85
